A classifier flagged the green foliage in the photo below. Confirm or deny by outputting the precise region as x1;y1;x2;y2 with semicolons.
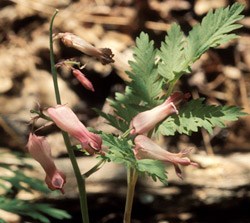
137;159;167;184
0;165;49;194
158;98;247;135
98;3;244;133
158;23;186;82
101;132;135;166
126;32;162;105
157;3;244;85
184;3;244;66
97;32;163;129
97;3;245;183
0;197;71;223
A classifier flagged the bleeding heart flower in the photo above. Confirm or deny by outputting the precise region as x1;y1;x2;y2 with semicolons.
130;92;189;135
134;135;198;179
47;105;103;155
27;133;66;193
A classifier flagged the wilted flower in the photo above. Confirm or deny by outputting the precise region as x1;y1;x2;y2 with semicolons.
54;32;114;65
134;135;198;178
130;92;189;135
27;133;66;193
47;105;103;155
72;68;94;92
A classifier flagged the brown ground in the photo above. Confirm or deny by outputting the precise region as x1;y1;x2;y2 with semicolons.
0;0;250;223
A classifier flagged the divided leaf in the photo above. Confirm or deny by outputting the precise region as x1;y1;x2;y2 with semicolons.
126;32;162;105
101;133;136;166
184;3;244;66
98;32;162;130
0;197;71;223
158;98;246;135
137;159;168;184
158;23;186;82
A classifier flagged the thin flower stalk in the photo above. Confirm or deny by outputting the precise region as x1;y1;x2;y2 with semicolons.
49;10;89;223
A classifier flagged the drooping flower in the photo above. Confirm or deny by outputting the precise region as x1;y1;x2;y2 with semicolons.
134;135;198;178
54;32;114;65
72;68;95;92
130;92;189;135
27;133;66;193
47;105;103;155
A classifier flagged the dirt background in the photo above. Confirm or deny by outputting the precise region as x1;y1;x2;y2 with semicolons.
0;0;250;223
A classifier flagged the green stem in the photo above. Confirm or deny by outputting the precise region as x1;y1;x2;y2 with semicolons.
123;167;138;223
83;158;105;178
49;10;89;223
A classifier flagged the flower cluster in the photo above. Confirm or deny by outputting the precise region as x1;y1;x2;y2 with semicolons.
27;105;103;193
130;92;197;178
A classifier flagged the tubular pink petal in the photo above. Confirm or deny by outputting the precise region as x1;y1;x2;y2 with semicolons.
130;92;187;135
27;133;66;193
47;105;102;154
134;135;197;178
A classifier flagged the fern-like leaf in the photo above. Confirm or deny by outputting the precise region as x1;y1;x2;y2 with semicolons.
158;98;246;135
158;23;186;82
127;32;162;105
184;3;244;66
101;132;136;166
0;197;71;223
137;159;168;184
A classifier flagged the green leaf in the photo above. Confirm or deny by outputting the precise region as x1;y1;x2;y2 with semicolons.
137;159;168;184
158;98;247;135
158;23;186;82
93;108;128;132
99;32;163;131
126;32;162;105
184;3;244;66
0;197;71;223
101;133;136;167
0;170;49;194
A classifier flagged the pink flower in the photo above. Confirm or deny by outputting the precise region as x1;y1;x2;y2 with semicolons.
47;105;103;155
130;92;189;135
54;32;114;65
27;133;66;193
134;135;198;179
72;68;94;92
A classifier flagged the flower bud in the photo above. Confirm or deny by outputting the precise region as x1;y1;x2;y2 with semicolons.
27;133;66;193
72;68;94;92
47;105;103;155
